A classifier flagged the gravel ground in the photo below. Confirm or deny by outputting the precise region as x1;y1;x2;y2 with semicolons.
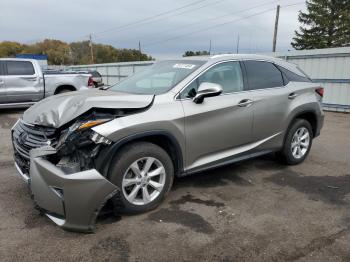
0;110;349;262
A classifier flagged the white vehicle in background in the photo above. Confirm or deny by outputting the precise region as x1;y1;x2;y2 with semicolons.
0;58;94;109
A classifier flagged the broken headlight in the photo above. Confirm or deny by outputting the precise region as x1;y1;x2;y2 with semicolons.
57;119;112;148
70;119;111;132
90;131;112;145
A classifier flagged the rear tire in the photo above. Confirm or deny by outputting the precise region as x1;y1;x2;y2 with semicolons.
109;142;174;214
278;118;313;165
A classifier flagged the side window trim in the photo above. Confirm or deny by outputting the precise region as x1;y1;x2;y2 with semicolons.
177;60;246;100
239;61;249;91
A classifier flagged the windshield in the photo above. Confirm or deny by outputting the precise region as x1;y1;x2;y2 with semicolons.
109;60;206;95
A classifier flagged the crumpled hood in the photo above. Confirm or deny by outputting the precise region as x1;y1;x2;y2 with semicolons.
23;89;154;128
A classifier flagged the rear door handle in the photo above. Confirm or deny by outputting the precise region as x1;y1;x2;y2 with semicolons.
288;93;298;99
238;99;253;107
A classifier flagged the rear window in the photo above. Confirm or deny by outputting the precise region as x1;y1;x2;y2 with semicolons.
6;61;35;75
244;61;284;90
277;65;311;83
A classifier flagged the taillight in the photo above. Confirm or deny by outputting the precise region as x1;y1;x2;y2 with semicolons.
88;76;94;87
315;87;324;97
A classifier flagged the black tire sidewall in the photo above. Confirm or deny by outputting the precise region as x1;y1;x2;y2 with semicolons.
57;89;71;94
109;142;174;214
282;119;313;165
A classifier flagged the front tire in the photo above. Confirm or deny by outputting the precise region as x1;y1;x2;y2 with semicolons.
109;142;174;214
278;118;313;165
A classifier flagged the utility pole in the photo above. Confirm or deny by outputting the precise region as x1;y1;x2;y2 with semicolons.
138;41;142;61
89;34;94;64
236;33;240;54
209;39;212;55
272;5;280;52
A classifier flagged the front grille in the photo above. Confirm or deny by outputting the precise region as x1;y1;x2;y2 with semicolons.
12;120;57;174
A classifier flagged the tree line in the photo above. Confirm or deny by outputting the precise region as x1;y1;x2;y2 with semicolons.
0;39;153;65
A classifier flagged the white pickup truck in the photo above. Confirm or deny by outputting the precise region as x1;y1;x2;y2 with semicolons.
0;58;94;109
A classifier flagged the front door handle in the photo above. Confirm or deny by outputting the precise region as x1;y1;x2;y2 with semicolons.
288;93;298;99
238;99;253;107
20;77;38;81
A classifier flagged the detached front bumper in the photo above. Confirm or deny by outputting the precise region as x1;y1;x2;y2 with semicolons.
27;146;119;232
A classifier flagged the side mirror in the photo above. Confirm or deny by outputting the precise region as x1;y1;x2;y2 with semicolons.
193;82;223;104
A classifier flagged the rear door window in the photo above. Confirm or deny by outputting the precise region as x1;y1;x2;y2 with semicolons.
6;61;35;75
244;61;284;90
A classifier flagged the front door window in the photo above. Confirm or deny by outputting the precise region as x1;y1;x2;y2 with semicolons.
181;61;244;99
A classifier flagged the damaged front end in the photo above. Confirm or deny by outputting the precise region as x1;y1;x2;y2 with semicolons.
30;146;118;232
11;108;141;232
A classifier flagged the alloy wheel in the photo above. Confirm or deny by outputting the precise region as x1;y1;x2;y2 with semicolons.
122;157;166;205
291;127;310;159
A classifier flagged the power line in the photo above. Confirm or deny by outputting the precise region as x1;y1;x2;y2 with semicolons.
118;0;282;44
143;7;277;47
82;0;304;53
143;1;304;48
93;0;226;41
282;1;305;8
139;0;277;41
89;0;213;38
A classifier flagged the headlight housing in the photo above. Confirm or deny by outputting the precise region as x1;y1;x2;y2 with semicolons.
57;119;112;148
69;119;111;132
90;131;112;144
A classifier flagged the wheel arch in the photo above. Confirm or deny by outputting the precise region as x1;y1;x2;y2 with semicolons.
95;131;184;178
286;109;318;140
54;85;76;94
294;111;318;137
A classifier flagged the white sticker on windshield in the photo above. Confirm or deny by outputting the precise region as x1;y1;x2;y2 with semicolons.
173;63;196;69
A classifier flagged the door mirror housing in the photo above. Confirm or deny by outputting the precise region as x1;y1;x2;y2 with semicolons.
193;82;223;104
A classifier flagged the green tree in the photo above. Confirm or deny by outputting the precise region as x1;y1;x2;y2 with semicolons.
69;41;92;64
183;50;210;57
291;0;350;49
36;39;72;65
0;41;25;57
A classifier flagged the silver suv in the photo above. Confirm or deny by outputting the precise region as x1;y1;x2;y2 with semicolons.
12;54;324;232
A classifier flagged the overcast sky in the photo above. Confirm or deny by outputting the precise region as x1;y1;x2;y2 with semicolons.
0;0;307;59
